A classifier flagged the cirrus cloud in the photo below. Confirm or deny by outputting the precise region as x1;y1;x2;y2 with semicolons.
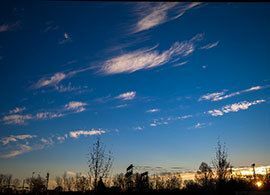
116;91;136;101
100;34;203;75
200;85;268;102
207;100;266;117
64;101;87;113
1;134;36;146
133;2;201;33
69;129;106;139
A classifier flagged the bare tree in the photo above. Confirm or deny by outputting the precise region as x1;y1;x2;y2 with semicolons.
87;137;113;190
212;140;231;183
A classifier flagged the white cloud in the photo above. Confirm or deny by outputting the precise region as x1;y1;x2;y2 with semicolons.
200;85;267;102
9;107;25;114
194;122;209;129
199;91;227;101
172;61;188;67
134;126;144;131
0;22;19;33
114;104;128;108
54;83;85;93
200;41;219;50
40;137;54;146
150;114;192;127
101;34;202;75
2;114;33;125
0;144;32;159
133;2;201;33
44;21;59;32
208;100;266;117
65;101;87;113
208;109;224;116
116;91;136;101
2;101;87;125
34;72;67;89
0;133;68;159
69;129;106;139
146;108;160;113
36;112;64;120
33;67;91;89
1;134;36;146
57;134;68;143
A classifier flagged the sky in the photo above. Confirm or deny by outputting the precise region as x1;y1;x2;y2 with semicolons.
0;2;270;179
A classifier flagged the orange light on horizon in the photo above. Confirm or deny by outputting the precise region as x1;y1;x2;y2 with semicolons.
255;181;263;188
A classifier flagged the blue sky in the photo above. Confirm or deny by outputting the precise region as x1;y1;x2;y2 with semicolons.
0;2;270;178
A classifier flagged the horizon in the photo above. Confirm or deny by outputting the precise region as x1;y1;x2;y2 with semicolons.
0;1;270;181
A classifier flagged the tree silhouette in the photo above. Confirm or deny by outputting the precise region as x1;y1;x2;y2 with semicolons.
12;178;20;190
26;174;46;192
113;173;126;191
153;175;166;190
195;162;213;188
212;139;231;192
165;175;182;190
87;137;113;190
75;173;89;192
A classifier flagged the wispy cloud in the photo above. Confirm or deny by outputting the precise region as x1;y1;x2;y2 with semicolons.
2;114;33;125
54;83;88;93
0;134;58;159
9;107;25;114
1;134;36;146
0;144;32;159
190;122;211;129
146;108;160;113
116;91;136;101
33;67;91;89
114;104;128;109
69;129;106;139
150;114;192;127
100;34;202;75
133;126;144;131
172;61;188;67
194;123;205;129
208;100;266;117
56;134;68;143
200;41;219;50
34;72;67;89
64;101;87;113
2;101;87;125
43;21;59;33
0;22;19;33
35;112;64;120
133;2;201;33
2;111;66;125
200;85;268;102
0;128;104;158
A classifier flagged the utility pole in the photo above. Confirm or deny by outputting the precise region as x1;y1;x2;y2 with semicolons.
46;173;49;190
251;163;256;180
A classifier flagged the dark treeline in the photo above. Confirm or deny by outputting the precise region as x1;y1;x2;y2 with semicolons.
1;139;270;195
